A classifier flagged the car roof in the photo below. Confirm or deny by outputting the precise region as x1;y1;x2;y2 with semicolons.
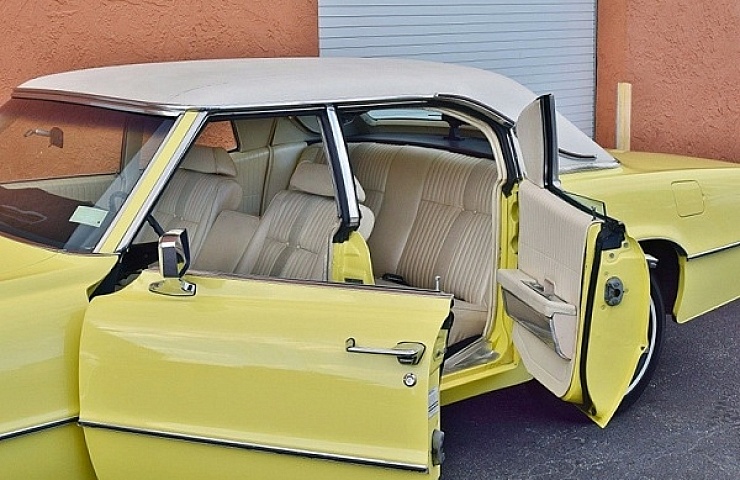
14;57;617;168
15;57;536;120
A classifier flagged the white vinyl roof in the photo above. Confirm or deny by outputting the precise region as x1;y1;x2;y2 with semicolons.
15;57;615;166
17;57;535;120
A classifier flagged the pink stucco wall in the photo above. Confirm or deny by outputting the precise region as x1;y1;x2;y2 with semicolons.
0;1;318;102
596;1;739;162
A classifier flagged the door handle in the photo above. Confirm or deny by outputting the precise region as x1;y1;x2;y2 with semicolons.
345;338;426;365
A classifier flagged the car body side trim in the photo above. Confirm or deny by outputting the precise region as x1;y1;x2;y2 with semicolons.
79;420;429;473
687;240;740;261
0;417;78;442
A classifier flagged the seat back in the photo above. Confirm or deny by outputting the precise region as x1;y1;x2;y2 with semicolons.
393;151;496;307
234;162;373;281
299;142;495;304
144;145;242;259
299;142;497;343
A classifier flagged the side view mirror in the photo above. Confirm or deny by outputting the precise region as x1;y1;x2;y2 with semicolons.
149;228;196;296
159;228;191;278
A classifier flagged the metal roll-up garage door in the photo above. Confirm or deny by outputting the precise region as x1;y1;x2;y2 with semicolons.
319;0;597;136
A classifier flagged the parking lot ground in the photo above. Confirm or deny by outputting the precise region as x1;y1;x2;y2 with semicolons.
441;300;740;479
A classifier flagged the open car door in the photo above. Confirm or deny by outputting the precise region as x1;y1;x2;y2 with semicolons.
499;95;651;427
78;231;452;479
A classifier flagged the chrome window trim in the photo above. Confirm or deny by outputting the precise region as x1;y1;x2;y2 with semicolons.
323;105;361;228
14;89;442;119
13;89;186;116
105;112;208;253
79;420;429;473
0;417;77;442
187;267;454;298
434;93;514;128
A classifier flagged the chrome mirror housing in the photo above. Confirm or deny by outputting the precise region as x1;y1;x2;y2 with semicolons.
158;228;191;278
149;228;196;296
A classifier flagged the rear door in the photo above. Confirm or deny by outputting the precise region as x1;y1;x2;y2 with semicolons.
79;269;451;479
499;95;650;427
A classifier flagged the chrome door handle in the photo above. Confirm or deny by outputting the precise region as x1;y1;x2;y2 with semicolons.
345;338;426;365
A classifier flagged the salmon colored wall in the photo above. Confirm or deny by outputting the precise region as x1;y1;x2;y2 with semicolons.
596;1;740;162
0;0;318;103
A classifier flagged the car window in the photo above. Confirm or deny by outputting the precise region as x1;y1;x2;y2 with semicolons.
340;106;494;159
195;120;237;151
0;99;174;251
148;112;345;284
565;192;607;216
364;109;443;122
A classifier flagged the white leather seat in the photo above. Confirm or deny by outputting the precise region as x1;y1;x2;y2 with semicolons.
300;142;497;344
143;145;242;260
200;162;373;281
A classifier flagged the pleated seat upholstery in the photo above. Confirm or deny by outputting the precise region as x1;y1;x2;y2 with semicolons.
230;162;374;281
300;142;498;344
143;145;242;260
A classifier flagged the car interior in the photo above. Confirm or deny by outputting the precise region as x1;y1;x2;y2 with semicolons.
3;104;505;351
139;106;504;349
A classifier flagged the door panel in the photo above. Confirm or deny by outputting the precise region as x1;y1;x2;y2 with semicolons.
80;270;451;479
567;231;651;425
501;180;650;426
501;180;594;396
503;94;650;427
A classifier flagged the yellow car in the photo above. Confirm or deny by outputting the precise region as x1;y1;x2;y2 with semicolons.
1;58;738;479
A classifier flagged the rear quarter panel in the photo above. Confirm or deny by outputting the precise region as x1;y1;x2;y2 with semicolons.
562;151;740;322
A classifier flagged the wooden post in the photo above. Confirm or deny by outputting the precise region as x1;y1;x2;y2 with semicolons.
616;82;632;151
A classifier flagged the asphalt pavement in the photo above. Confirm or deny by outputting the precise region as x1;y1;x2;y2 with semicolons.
441;300;740;479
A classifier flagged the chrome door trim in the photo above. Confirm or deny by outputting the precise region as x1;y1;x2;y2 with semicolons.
79;420;429;473
687;240;740;261
0;417;78;442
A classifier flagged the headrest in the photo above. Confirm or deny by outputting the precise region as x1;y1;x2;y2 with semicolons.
289;162;366;202
180;146;237;177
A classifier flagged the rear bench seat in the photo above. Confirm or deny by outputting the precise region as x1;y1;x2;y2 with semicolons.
300;142;497;344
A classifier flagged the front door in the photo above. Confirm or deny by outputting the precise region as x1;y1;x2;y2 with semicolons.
499;95;651;427
79;269;451;479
